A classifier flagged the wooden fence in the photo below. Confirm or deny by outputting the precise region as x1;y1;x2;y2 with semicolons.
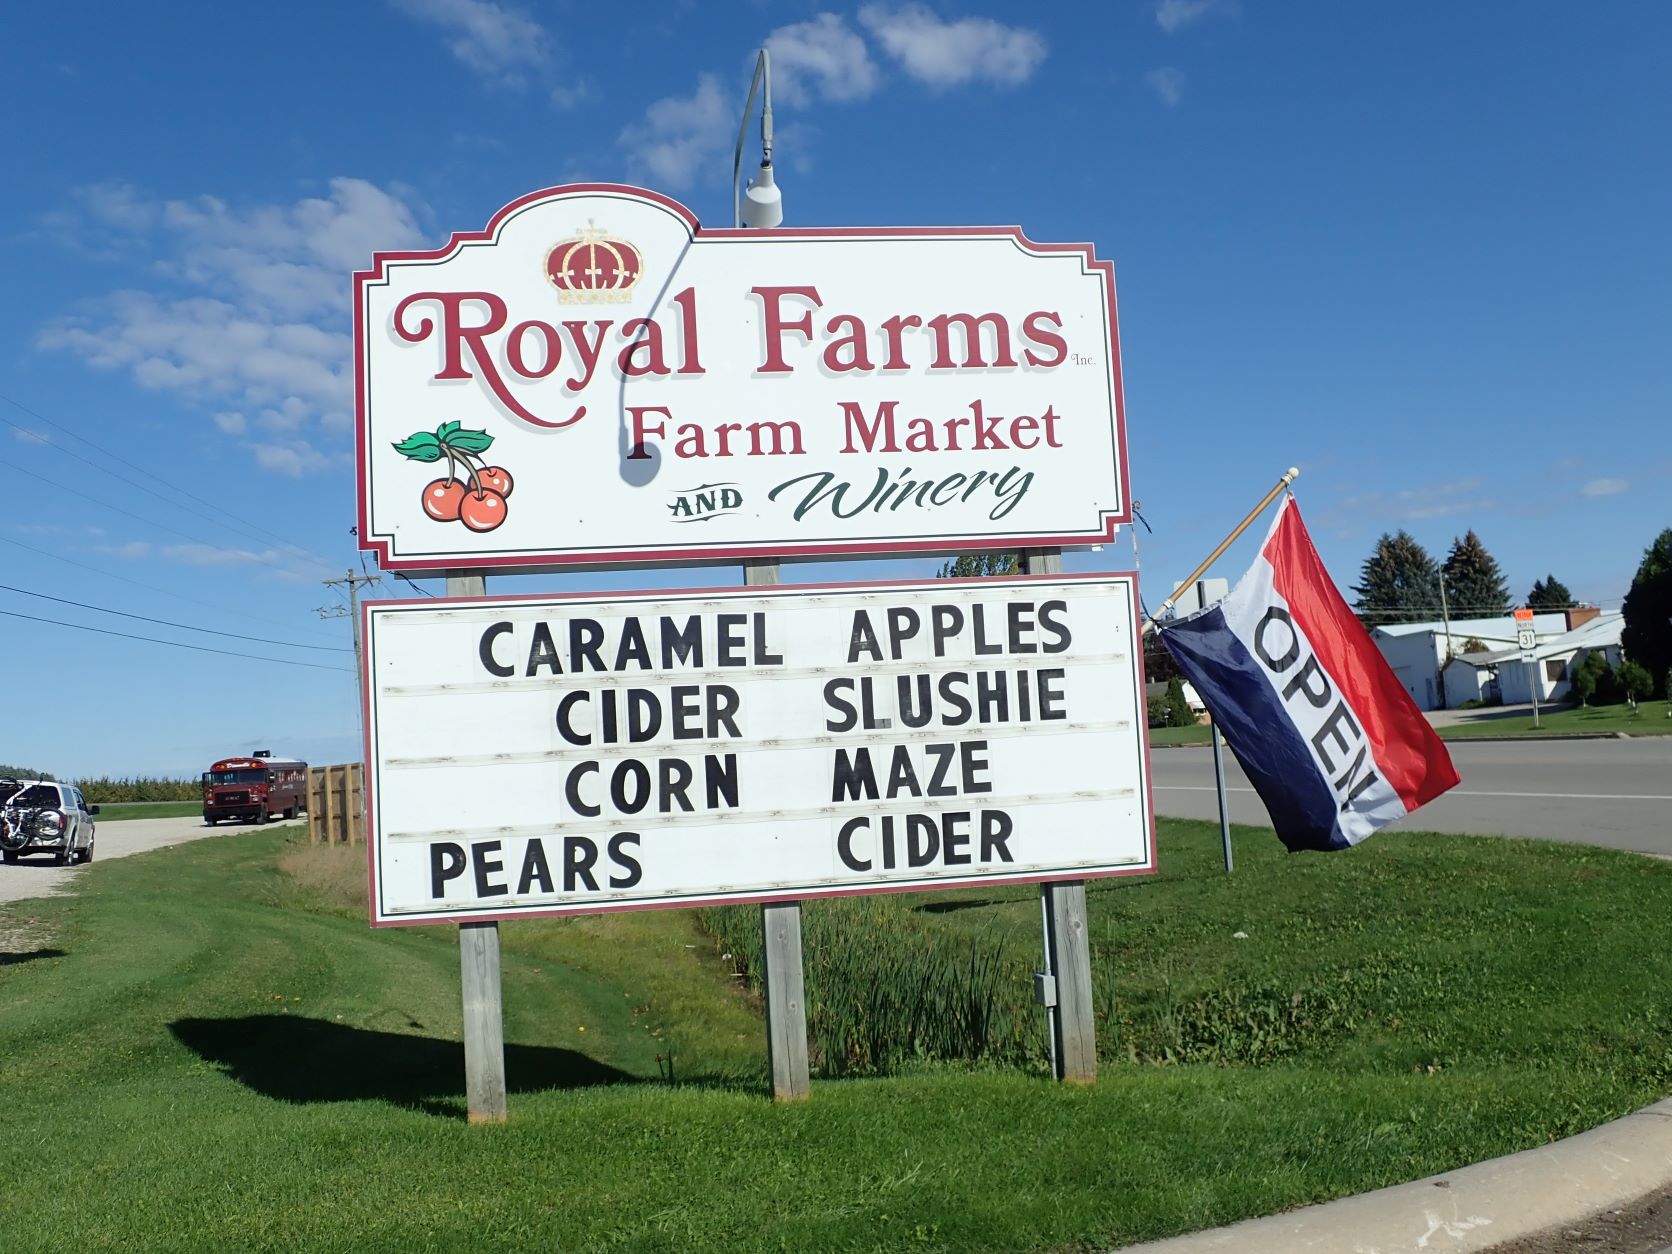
306;763;365;846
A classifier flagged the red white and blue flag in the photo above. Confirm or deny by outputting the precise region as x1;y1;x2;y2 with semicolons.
1159;498;1459;851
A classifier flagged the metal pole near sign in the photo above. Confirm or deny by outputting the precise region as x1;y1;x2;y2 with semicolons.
1515;608;1540;730
1199;579;1234;874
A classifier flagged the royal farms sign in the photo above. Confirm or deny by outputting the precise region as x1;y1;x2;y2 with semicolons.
355;184;1130;570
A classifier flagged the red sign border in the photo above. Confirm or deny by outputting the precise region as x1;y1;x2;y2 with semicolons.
354;183;1132;571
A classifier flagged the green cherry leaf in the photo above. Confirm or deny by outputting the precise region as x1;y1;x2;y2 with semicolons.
447;428;495;455
436;420;462;440
393;431;444;462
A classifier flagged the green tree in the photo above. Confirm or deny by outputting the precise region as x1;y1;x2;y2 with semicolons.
1569;654;1600;706
1594;658;1623;706
1442;530;1510;618
1143;631;1181;684
937;553;1019;578
1621;529;1672;699
1527;574;1575;611
1164;678;1194;728
1352;531;1442;625
1617;659;1653;708
0;763;53;781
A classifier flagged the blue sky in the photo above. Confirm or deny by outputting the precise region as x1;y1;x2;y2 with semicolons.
2;1;1667;778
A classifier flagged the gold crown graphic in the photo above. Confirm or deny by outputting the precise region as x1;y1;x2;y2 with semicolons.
545;223;642;304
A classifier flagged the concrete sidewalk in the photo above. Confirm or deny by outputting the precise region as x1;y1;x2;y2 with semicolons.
1122;1098;1672;1252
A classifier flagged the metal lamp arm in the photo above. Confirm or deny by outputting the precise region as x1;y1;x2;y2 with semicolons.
732;49;772;229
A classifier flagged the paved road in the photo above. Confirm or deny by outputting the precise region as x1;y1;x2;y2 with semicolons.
0;814;303;906
1150;737;1672;857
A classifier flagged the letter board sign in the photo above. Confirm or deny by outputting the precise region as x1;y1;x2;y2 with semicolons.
363;574;1154;925
355;184;1129;570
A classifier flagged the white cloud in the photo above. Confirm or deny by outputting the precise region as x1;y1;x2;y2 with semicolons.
766;13;880;105
1324;477;1499;528
249;439;336;478
1155;0;1236;34
1581;477;1628;497
157;541;330;582
858;4;1045;88
389;0;550;81
1146;67;1186;107
38;179;425;469
618;74;735;189
550;79;591;111
94;540;152;560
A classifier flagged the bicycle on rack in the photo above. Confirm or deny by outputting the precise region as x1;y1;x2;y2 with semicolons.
0;777;98;866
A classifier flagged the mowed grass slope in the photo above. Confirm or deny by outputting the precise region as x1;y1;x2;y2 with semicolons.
1;823;1670;1252
1439;699;1672;737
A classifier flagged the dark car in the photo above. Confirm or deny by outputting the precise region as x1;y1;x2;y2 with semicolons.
0;780;98;865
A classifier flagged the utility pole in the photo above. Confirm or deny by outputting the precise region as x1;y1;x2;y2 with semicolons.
318;569;380;759
1437;575;1454;709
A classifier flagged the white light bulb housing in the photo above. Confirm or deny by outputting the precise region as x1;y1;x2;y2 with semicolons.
740;161;783;229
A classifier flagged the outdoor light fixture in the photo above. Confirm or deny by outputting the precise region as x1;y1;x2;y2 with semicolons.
733;48;782;229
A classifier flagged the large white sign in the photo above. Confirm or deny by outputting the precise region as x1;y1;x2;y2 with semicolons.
355;184;1129;570
364;575;1153;925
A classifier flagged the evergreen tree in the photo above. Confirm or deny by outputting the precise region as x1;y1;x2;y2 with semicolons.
1621;529;1672;699
1570;653;1603;706
1442;531;1509;617
1164;678;1194;728
1527;574;1575;611
936;553;1019;578
1352;531;1442;624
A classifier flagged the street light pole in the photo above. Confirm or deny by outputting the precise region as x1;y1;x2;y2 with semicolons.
733;50;782;230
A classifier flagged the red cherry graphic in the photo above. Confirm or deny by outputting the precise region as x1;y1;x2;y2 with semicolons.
478;465;514;498
459;489;508;532
422;478;466;521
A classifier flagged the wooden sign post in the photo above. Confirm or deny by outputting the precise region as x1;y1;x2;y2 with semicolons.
744;556;812;1101
449;570;508;1124
1022;547;1098;1084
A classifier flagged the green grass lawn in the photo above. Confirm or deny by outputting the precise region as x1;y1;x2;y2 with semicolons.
91;800;204;821
1439;699;1672;738
1147;721;1213;745
2;823;1670;1251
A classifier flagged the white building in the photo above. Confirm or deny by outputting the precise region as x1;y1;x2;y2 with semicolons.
1371;609;1596;710
1442;612;1624;706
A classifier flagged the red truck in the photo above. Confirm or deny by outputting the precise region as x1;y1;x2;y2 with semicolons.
202;750;308;825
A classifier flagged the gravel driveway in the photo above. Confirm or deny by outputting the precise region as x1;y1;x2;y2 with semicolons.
0;814;303;906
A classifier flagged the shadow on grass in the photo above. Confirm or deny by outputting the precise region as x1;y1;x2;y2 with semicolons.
0;947;66;967
914;898;1006;915
171;1015;631;1116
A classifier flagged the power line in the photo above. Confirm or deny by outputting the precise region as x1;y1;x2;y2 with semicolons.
0;455;297;555
0;582;352;652
394;571;437;597
0;532;337;637
0;607;355;672
0;390;340;568
1353;603;1621;619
